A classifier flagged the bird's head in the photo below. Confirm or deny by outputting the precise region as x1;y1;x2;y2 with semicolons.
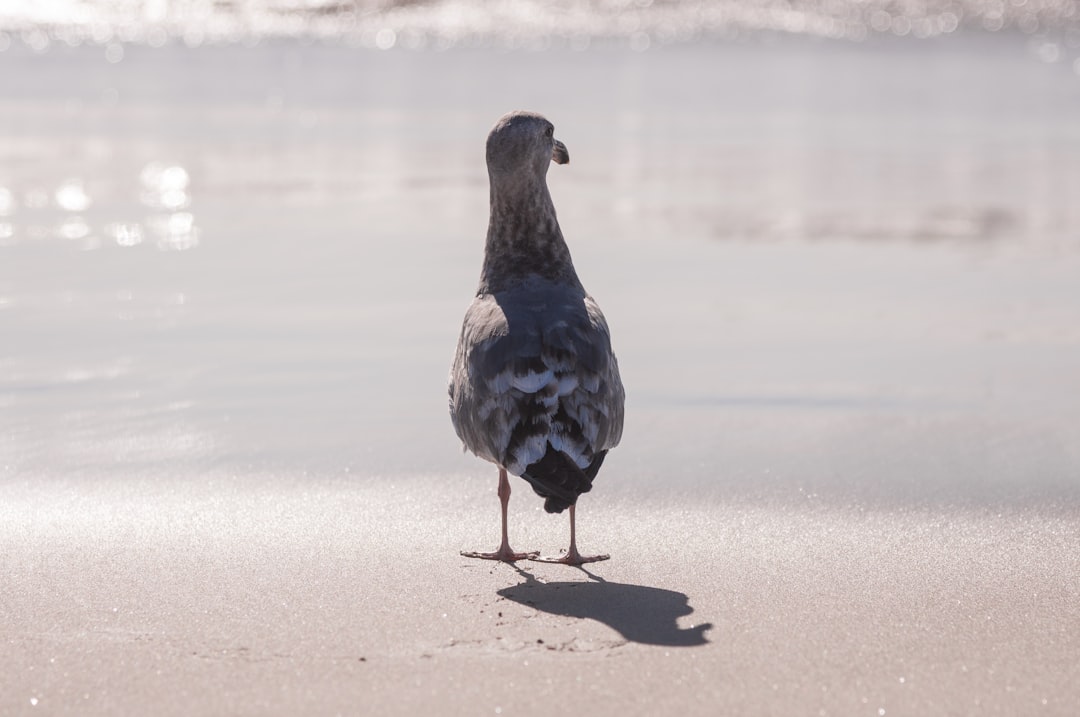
486;111;569;180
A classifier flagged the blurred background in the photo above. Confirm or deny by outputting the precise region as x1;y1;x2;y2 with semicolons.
1;1;1079;505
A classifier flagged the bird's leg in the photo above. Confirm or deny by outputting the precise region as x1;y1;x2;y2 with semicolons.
461;468;538;562
532;504;610;565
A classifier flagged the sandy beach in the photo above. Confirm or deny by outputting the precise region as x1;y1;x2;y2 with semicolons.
3;15;1080;717
3;474;1078;715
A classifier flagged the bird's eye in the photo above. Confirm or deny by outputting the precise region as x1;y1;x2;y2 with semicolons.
545;126;554;137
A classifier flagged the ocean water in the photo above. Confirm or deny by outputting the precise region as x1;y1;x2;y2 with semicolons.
1;3;1079;507
3;0;1080;46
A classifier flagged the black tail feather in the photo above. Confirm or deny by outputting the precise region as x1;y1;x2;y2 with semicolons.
520;448;607;514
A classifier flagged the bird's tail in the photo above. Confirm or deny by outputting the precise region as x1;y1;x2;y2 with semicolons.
520;448;597;514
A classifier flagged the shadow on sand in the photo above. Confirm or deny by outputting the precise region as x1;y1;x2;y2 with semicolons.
498;567;711;647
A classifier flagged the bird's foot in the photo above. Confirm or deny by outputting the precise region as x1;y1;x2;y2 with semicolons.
530;548;610;565
461;547;539;563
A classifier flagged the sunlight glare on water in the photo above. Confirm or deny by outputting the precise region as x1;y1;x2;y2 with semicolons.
0;0;1079;48
55;179;92;212
140;163;190;211
105;222;141;247
0;162;199;252
150;212;199;251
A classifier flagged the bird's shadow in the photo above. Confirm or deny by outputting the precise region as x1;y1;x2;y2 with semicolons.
497;566;712;647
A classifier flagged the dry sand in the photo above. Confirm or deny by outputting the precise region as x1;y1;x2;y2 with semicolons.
3;474;1078;716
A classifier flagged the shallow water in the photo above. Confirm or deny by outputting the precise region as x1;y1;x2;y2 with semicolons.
1;33;1079;507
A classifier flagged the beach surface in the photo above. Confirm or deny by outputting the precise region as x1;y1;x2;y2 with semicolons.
2;30;1080;716
4;474;1079;716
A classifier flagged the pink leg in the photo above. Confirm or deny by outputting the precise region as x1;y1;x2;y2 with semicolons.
532;504;610;565
461;468;538;562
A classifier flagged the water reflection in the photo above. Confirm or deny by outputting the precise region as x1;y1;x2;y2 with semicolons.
106;222;144;247
140;163;190;210
705;205;1020;243
57;217;90;241
55;180;92;212
141;161;199;249
150;212;199;251
0;164;198;252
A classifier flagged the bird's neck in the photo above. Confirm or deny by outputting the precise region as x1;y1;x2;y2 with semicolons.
478;176;579;294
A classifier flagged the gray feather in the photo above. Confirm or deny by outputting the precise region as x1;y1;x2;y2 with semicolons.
449;279;624;476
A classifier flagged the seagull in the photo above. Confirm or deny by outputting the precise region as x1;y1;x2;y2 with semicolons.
449;111;625;565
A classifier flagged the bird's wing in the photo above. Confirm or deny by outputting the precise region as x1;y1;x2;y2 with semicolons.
449;287;624;475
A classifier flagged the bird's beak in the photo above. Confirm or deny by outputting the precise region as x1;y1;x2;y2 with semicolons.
552;139;569;165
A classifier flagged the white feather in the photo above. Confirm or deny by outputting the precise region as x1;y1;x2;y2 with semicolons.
511;369;554;393
556;374;579;395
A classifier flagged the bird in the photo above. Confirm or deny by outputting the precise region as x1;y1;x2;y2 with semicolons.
449;111;625;565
